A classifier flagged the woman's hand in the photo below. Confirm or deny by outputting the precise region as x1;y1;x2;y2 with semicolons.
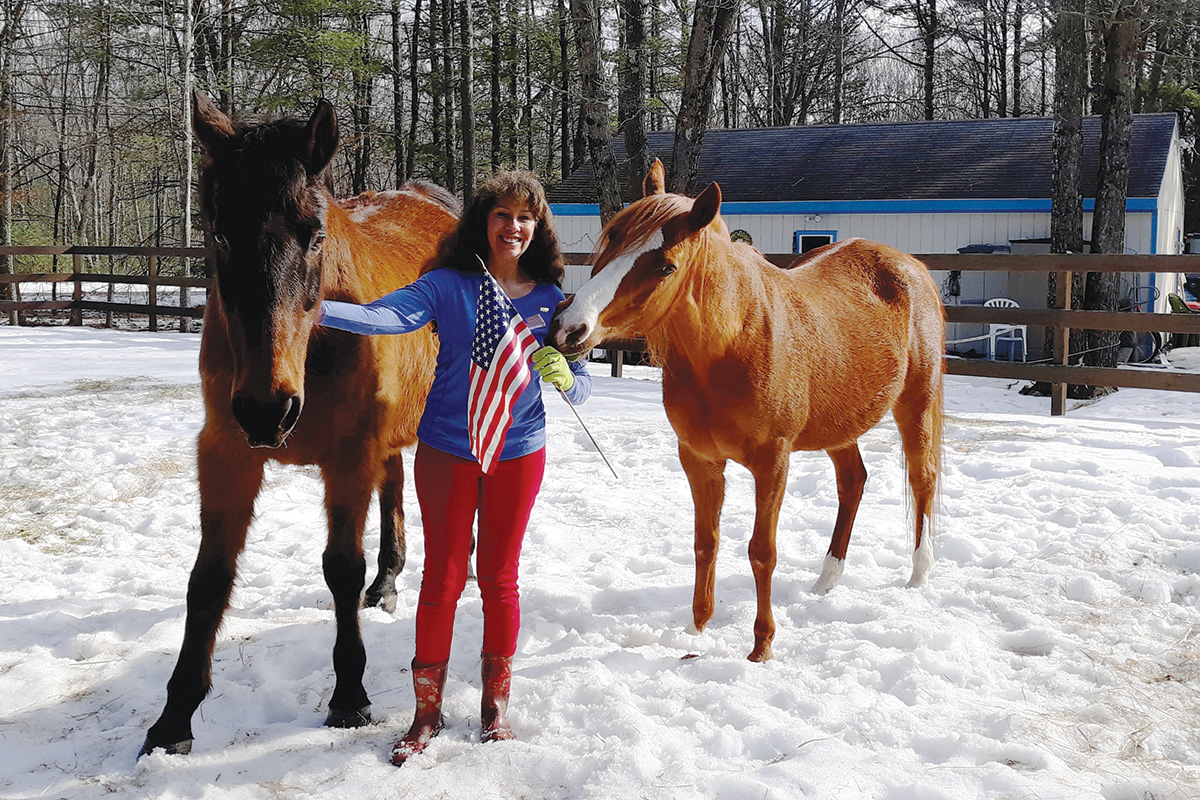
531;346;575;392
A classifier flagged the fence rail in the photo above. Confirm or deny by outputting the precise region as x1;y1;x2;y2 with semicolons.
6;247;1200;415
0;245;210;331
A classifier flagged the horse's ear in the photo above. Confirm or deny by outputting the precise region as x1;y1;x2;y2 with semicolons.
688;182;722;231
643;159;666;197
302;98;339;175
192;90;234;152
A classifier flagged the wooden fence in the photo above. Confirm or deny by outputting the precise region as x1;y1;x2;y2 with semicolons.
0;245;210;331
5;247;1200;415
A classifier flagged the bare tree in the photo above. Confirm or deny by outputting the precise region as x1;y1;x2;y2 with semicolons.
618;0;650;200
460;0;475;201
669;0;741;193
571;0;621;221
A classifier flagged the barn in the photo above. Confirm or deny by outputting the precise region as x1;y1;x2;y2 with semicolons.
546;114;1187;357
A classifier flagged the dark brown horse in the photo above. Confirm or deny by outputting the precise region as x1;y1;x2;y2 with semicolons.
140;94;457;755
548;160;944;662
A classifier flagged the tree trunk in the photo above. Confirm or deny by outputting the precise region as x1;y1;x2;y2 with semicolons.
392;0;406;187
220;0;233;112
1012;0;1023;117
618;0;650;200
570;0;621;222
1;0;23;323
1045;0;1087;385
442;0;457;191
669;0;742;194
430;0;444;184
350;8;373;195
506;0;518;166
558;0;570;179
917;0;937;120
491;0;502;169
832;0;847;124
1084;5;1138;373
407;0;422;180
460;0;475;201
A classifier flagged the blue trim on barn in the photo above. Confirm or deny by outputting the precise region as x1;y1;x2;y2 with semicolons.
549;198;1161;216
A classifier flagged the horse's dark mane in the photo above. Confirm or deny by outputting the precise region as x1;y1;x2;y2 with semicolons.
200;115;333;226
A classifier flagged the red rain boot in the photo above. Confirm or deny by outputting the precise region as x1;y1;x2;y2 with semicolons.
390;659;448;766
481;652;515;743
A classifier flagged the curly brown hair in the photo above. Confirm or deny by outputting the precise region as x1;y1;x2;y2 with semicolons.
426;170;564;286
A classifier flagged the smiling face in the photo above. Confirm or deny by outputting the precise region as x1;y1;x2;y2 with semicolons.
486;199;537;270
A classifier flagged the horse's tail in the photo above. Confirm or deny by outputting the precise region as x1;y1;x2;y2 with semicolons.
897;322;944;587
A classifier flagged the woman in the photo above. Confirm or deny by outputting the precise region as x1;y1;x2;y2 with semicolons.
319;171;590;765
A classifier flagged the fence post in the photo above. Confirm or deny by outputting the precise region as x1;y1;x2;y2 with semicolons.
148;254;158;332
1051;270;1072;416
70;253;82;326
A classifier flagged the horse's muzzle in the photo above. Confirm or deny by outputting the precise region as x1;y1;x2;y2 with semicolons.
231;392;303;448
546;318;593;359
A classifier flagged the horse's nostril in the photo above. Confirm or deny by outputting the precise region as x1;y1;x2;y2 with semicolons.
231;392;303;447
565;324;589;347
280;395;302;434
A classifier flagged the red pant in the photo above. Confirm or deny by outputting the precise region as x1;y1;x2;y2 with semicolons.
413;443;546;664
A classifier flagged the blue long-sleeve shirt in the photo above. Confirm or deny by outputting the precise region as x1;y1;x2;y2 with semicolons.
319;268;591;463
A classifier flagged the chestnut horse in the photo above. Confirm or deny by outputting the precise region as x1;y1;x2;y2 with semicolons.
140;94;457;755
548;160;944;662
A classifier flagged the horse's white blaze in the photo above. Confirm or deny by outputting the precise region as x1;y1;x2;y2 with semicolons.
562;229;664;333
812;554;845;595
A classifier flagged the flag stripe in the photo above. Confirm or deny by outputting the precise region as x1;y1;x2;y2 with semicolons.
468;270;539;474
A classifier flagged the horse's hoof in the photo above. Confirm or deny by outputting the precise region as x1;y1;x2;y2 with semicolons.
812;554;845;595
325;705;372;728
138;736;193;757
363;589;398;614
747;644;774;662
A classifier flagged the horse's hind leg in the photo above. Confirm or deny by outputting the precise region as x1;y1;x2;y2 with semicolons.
678;444;726;636
364;453;405;613
893;377;943;588
321;459;376;727
812;443;867;596
141;433;264;756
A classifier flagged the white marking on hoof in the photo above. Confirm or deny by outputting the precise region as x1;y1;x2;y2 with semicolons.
687;623;703;635
812;554;845;595
907;536;934;588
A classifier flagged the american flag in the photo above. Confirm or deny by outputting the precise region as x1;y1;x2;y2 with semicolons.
468;269;539;474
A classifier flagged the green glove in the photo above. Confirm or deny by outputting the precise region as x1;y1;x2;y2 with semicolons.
532;345;575;392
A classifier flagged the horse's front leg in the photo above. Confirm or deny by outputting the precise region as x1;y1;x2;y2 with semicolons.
364;452;406;613
321;459;375;728
141;432;264;756
679;444;727;634
745;445;790;662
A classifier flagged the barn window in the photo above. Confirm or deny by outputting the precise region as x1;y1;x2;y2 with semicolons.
793;230;836;254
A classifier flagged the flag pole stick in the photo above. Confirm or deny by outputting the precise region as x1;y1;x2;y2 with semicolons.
555;385;619;480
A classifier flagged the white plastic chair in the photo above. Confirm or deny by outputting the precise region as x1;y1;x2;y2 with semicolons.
984;298;1026;362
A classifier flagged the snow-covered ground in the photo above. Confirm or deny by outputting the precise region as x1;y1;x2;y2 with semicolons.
1;326;1199;800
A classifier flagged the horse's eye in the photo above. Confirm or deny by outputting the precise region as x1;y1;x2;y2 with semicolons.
309;230;327;253
212;233;229;252
661;262;677;276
